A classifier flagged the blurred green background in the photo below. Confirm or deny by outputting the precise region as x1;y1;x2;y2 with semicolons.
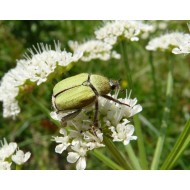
0;21;190;169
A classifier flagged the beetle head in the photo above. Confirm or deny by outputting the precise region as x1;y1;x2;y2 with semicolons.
109;80;120;90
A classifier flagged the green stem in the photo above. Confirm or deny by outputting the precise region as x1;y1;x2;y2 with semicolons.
161;119;190;169
120;41;133;89
151;57;173;170
103;136;132;169
139;114;159;137
149;52;160;112
125;144;142;169
92;149;124;170
16;165;22;170
120;40;146;169
134;115;148;169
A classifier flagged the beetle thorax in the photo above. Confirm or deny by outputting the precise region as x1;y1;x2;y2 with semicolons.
90;74;111;95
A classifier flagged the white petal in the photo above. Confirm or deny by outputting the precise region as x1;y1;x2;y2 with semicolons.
76;157;86;170
12;150;31;165
55;143;69;154
67;152;80;163
172;47;181;54
0;161;12;170
54;136;69;143
50;111;59;121
59;128;67;136
23;152;31;162
126;124;135;136
123;139;130;145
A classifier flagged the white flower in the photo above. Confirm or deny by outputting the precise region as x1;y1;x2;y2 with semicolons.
68;40;121;62
109;119;137;145
0;42;82;118
12;150;31;165
95;20;154;45
52;89;142;170
172;38;190;54
146;32;190;53
53;128;70;154
83;130;105;150
0;160;12;170
99;90;142;126
52;112;105;170
0;138;31;169
0;139;17;160
67;142;87;170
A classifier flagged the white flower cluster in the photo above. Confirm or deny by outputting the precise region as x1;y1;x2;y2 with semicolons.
146;32;190;54
0;139;31;170
0;42;82;118
95;20;154;45
68;40;121;62
51;91;142;170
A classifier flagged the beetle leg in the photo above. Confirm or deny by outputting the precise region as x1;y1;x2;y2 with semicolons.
87;73;91;82
101;94;130;107
91;98;99;136
93;98;99;128
60;109;81;126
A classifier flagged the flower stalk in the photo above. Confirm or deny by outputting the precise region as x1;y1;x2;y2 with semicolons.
92;149;124;170
120;41;133;90
133;115;148;169
103;136;132;169
151;55;173;170
160;118;190;169
149;52;160;112
120;41;147;170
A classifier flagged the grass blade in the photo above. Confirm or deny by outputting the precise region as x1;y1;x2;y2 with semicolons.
134;115;148;169
92;149;124;170
160;119;190;169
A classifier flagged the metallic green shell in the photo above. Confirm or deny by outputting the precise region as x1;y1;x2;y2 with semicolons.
53;73;112;111
53;73;88;97
54;85;96;111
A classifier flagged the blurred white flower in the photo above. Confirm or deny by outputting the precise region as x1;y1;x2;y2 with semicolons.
0;139;17;160
12;150;31;165
172;36;190;54
51;90;142;170
0;42;82;118
95;20;154;45
0;160;12;170
0;138;31;170
68;40;121;62
109;119;137;145
146;32;190;53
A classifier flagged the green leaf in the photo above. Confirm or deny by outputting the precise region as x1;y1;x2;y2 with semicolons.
104;137;132;169
92;149;124;170
160;119;190;169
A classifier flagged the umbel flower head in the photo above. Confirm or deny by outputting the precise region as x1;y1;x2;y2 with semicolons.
51;90;142;170
95;20;154;45
0;138;31;170
68;40;121;62
146;32;190;54
0;42;82;118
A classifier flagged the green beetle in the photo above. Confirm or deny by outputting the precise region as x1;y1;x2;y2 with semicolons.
52;73;129;129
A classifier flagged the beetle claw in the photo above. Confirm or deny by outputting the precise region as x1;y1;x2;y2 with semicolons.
91;125;98;137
